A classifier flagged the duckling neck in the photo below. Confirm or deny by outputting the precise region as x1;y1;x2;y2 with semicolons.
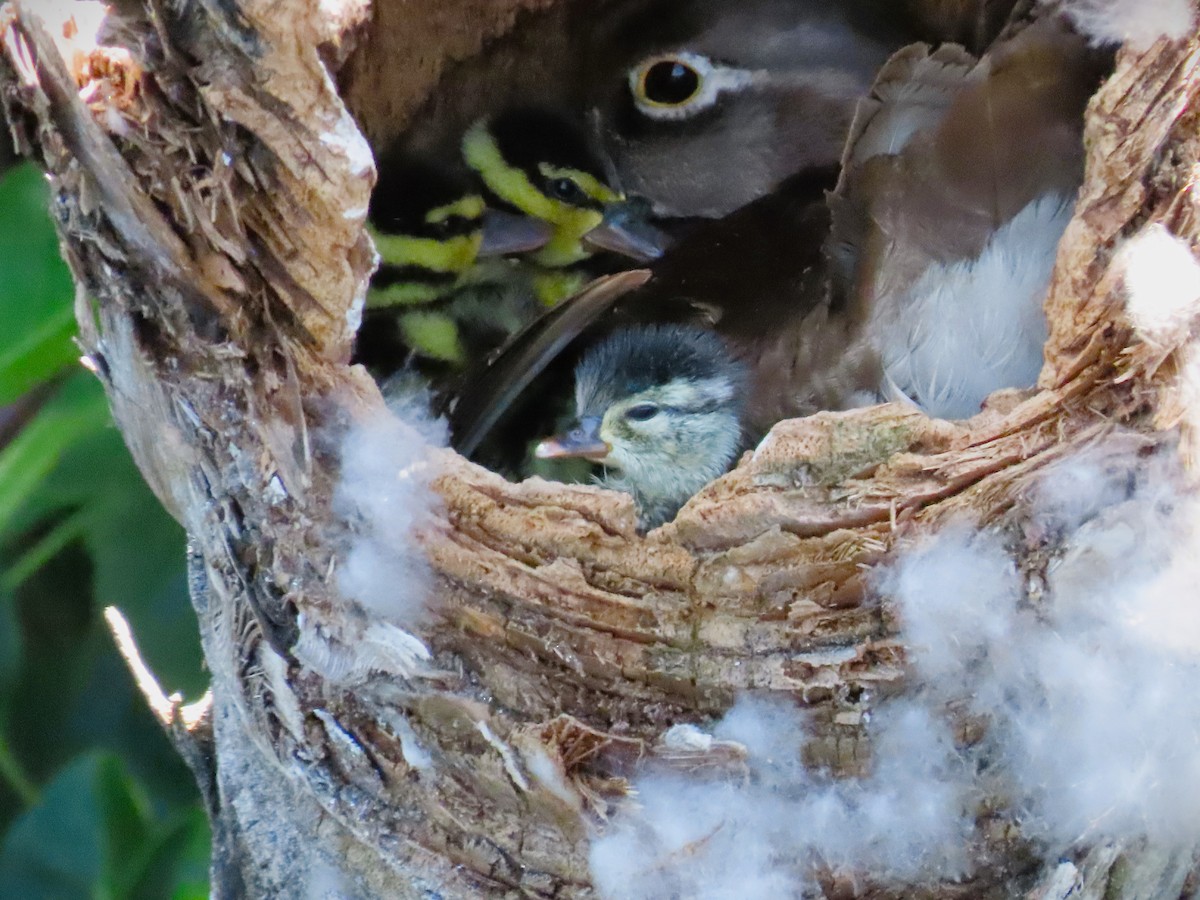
599;466;711;530
530;227;596;268
600;433;742;529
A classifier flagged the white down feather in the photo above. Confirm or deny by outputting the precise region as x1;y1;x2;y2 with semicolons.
874;193;1072;420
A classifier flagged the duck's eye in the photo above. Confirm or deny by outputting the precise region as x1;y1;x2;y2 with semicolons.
625;403;659;421
641;59;701;106
629;53;750;121
548;177;589;206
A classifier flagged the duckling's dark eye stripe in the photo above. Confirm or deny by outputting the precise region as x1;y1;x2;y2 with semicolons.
537;176;605;211
621;401;721;417
538;163;621;206
413;214;479;238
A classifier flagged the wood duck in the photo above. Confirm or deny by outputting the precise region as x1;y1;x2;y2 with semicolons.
827;17;1106;419
354;154;547;378
535;324;746;527
450;16;1105;526
581;0;917;219
357;109;668;383
462;107;669;306
395;1;1018;226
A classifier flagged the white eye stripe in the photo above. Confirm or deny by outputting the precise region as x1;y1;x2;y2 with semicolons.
628;52;760;121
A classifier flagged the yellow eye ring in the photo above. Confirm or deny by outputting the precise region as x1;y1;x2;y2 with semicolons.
628;52;756;121
634;55;704;109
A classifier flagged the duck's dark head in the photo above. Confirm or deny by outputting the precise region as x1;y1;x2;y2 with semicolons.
537;324;746;528
585;0;906;219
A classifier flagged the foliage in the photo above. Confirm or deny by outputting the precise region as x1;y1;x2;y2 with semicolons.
0;163;209;897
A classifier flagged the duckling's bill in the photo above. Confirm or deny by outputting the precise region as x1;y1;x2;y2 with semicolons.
478;209;556;256
535;415;610;461
583;197;673;262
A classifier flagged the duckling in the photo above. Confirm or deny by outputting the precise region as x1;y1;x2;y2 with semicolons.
462;107;668;305
452;16;1104;512
361;106;663;378
355;154;549;380
448;165;840;460
535;324;746;529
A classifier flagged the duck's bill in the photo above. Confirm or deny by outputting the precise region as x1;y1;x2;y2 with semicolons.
534;418;610;461
584;201;672;262
479;209;555;256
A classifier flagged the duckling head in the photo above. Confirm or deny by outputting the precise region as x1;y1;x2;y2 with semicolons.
536;324;746;529
462;108;626;269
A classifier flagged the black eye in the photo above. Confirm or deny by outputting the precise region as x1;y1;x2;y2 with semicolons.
548;177;588;205
640;59;701;106
625;403;659;421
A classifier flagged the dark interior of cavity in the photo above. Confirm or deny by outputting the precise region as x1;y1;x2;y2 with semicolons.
337;0;1103;527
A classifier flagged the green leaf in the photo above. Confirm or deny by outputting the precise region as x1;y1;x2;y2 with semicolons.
0;164;76;405
0;734;37;811
0;753;137;899
131;807;211;900
0;541;98;835
0;752;210;900
0;306;78;406
0;507;91;593
0;374;111;536
96;757;155;897
0;583;19;698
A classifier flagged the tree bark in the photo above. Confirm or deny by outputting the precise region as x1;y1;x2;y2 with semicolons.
1;0;1198;896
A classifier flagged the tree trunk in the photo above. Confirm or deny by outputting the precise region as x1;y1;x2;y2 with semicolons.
2;0;1198;896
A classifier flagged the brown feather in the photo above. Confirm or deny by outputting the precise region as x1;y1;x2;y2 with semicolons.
452;16;1109;463
831;20;1107;318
